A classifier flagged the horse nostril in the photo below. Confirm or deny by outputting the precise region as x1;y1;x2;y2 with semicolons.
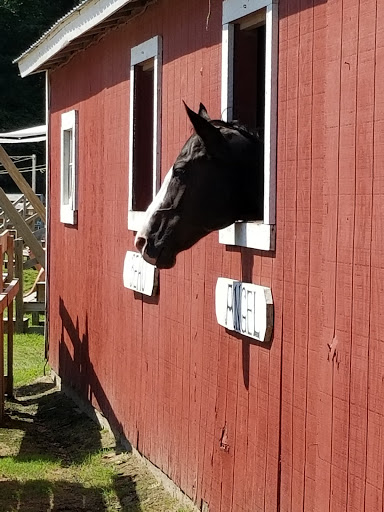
135;235;147;254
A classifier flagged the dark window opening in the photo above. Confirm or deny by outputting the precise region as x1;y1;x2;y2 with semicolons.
132;59;154;211
233;17;266;135
232;14;266;221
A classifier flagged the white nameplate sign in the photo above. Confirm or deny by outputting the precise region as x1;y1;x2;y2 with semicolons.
215;278;273;342
123;251;158;296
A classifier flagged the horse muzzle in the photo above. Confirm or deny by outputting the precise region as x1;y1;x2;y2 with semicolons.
134;234;157;266
135;233;178;269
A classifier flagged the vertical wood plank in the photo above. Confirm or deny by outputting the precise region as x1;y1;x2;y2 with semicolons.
366;1;384;507
347;1;377;510
279;0;300;508
0;240;4;423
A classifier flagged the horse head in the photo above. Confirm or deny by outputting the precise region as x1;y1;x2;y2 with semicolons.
135;102;264;269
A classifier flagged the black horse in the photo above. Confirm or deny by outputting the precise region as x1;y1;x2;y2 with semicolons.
135;102;264;269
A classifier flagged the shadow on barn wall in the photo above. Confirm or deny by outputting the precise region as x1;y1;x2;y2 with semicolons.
51;0;222;110
51;0;328;111
58;297;129;446
280;0;327;18
219;248;275;391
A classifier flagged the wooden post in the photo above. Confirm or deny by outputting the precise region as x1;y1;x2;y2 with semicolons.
6;302;14;397
0;188;45;267
0;232;19;422
0;145;46;223
0;307;4;424
31;154;37;193
0;242;3;424
32;310;39;326
14;239;24;333
5;235;14;397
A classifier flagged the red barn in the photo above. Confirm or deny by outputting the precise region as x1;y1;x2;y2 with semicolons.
16;0;384;510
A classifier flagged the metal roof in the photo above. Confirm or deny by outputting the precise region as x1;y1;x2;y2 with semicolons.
14;0;91;64
0;125;47;144
15;0;156;77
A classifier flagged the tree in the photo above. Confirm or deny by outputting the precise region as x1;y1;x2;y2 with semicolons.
0;0;80;192
0;0;80;130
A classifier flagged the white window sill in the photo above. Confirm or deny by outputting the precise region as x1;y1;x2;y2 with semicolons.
219;221;275;251
60;207;77;225
128;210;146;232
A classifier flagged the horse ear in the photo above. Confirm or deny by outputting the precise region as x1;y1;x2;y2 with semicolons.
183;101;227;158
198;103;211;121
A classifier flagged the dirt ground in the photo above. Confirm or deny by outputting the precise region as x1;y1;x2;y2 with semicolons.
0;377;193;512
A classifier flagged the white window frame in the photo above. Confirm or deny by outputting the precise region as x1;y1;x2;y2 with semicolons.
220;0;278;251
128;35;162;231
60;109;78;225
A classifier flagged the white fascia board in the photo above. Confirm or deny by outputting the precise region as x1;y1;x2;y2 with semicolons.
0;125;46;138
0;136;46;144
17;0;132;77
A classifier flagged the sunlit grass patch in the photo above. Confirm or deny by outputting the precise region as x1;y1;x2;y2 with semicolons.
70;452;116;488
23;268;39;295
0;455;61;482
11;333;47;387
0;307;195;511
0;451;123;511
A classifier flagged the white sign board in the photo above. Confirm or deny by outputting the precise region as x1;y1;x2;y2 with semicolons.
215;278;273;342
123;251;158;296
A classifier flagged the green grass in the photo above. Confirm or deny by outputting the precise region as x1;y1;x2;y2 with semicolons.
0;455;61;482
1;331;194;512
11;333;47;386
3;268;46;389
23;268;39;295
4;332;47;390
0;453;115;491
2;265;38;295
0;454;119;510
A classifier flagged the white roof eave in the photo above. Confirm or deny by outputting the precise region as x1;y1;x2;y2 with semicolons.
0;125;46;138
15;0;132;77
0;125;47;144
0;136;46;144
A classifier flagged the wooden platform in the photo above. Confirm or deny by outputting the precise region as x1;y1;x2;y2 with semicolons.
23;290;45;312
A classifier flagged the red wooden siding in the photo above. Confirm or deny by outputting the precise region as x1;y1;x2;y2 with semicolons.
46;0;384;510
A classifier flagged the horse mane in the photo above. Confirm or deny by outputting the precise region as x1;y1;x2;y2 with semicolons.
179;117;262;165
211;119;262;144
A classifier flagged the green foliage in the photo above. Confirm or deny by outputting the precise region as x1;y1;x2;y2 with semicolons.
0;0;80;131
0;0;81;193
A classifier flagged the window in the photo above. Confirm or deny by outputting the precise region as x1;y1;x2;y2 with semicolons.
220;0;278;251
60;109;78;225
128;36;162;231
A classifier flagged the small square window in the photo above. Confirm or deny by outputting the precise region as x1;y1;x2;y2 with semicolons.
60;110;78;225
220;0;278;251
128;36;162;231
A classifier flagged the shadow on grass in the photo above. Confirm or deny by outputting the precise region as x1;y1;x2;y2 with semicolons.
15;380;56;397
4;385;104;466
0;477;141;512
1;381;141;511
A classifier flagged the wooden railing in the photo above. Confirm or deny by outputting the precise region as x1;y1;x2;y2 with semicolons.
0;145;46;269
14;238;45;334
0;189;45;268
0;230;19;423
